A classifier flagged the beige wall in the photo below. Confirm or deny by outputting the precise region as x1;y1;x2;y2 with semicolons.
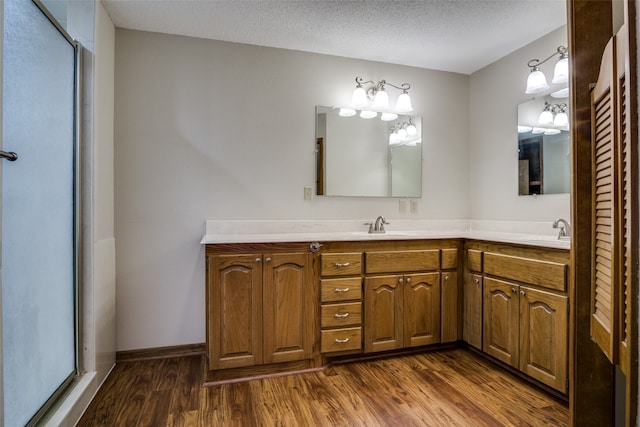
114;29;471;350
469;26;570;221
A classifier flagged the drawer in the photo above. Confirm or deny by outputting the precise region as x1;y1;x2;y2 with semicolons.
321;327;362;353
467;249;483;272
321;302;362;328
321;277;362;302
484;252;567;291
365;250;439;274
321;253;363;276
441;249;459;270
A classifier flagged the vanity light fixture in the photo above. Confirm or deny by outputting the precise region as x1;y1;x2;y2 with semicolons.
388;120;420;146
538;103;555;125
525;46;569;94
538;102;569;128
352;76;413;113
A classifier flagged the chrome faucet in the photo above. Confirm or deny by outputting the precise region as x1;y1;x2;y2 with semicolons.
552;218;571;240
366;215;390;234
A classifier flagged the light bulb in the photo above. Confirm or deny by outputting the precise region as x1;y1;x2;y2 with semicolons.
406;124;417;135
552;57;569;84
381;112;398;121
395;92;413;113
372;89;389;110
338;108;356;117
360;110;377;119
538;110;554;125
526;68;549;94
554;112;569;127
351;86;368;108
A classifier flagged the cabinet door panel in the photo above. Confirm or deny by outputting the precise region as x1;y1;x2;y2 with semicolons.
483;277;519;367
404;273;441;347
209;254;263;369
263;253;313;364
519;287;568;392
441;272;459;343
364;275;403;352
463;273;483;349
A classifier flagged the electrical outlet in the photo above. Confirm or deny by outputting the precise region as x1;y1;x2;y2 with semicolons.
410;199;418;213
399;199;407;212
304;186;312;201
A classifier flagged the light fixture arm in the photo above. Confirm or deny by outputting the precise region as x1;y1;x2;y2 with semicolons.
527;46;568;70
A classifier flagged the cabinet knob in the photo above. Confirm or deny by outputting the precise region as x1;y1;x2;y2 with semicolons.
474;278;480;284
255;258;261;263
406;277;411;283
399;278;404;284
265;257;272;263
511;287;517;294
334;312;350;318
444;276;449;281
335;338;350;343
520;290;526;296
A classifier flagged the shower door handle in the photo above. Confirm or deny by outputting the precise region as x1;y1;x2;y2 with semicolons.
0;150;18;161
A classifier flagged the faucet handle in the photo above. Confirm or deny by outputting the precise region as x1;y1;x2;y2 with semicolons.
364;222;374;233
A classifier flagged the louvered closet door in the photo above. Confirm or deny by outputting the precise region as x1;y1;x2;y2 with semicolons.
590;36;618;364
614;23;635;378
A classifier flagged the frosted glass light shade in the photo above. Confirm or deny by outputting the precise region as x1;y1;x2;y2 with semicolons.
518;125;533;133
538;110;554;125
381;112;398;121
526;69;549;94
395;92;413;113
372;89;389;109
532;127;546;134
351;86;368;108
544;128;561;135
407;124;417;135
551;87;569;98
552;57;569;84
398;128;408;140
338;108;356;117
360;110;377;119
389;132;400;145
554;111;569;127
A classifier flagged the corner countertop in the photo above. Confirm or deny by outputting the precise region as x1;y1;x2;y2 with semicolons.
200;219;571;250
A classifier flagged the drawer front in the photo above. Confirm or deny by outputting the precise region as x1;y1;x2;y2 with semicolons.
321;253;363;276
321;277;362;302
365;250;440;274
484;252;567;291
321;327;362;353
441;249;459;270
321;302;362;328
467;249;483;272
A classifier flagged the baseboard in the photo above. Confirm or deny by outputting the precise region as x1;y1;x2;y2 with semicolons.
116;343;205;362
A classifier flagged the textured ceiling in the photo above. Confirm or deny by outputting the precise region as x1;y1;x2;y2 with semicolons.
101;0;567;75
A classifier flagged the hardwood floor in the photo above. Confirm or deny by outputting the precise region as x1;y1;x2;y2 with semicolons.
77;348;568;426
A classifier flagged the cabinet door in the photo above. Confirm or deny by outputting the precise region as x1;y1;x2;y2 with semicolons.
463;273;483;349
208;254;263;370
263;252;314;364
364;275;403;352
441;271;459;343
404;272;441;347
483;277;519;367
519;286;568;392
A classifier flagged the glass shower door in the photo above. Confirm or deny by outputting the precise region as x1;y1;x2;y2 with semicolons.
1;1;78;425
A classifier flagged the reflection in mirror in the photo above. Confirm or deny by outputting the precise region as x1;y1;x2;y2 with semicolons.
517;95;570;195
315;106;422;197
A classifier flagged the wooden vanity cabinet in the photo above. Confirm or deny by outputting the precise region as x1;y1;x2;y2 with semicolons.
479;244;569;393
205;244;316;382
441;248;461;343
463;248;483;349
363;247;452;353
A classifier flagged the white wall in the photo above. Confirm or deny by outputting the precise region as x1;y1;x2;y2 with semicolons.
114;29;471;351
469;26;570;221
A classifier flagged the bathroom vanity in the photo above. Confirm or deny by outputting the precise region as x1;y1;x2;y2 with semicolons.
202;221;569;394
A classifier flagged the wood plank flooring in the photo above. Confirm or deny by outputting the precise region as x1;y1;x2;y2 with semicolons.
77;348;568;426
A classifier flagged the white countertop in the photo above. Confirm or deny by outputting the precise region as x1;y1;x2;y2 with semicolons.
200;220;571;250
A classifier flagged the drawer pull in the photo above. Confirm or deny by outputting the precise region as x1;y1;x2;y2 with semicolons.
335;262;351;267
335;338;350;343
334;287;350;293
334;312;350;319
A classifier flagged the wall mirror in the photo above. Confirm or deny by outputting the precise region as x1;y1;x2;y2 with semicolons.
315;106;422;197
517;95;570;195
